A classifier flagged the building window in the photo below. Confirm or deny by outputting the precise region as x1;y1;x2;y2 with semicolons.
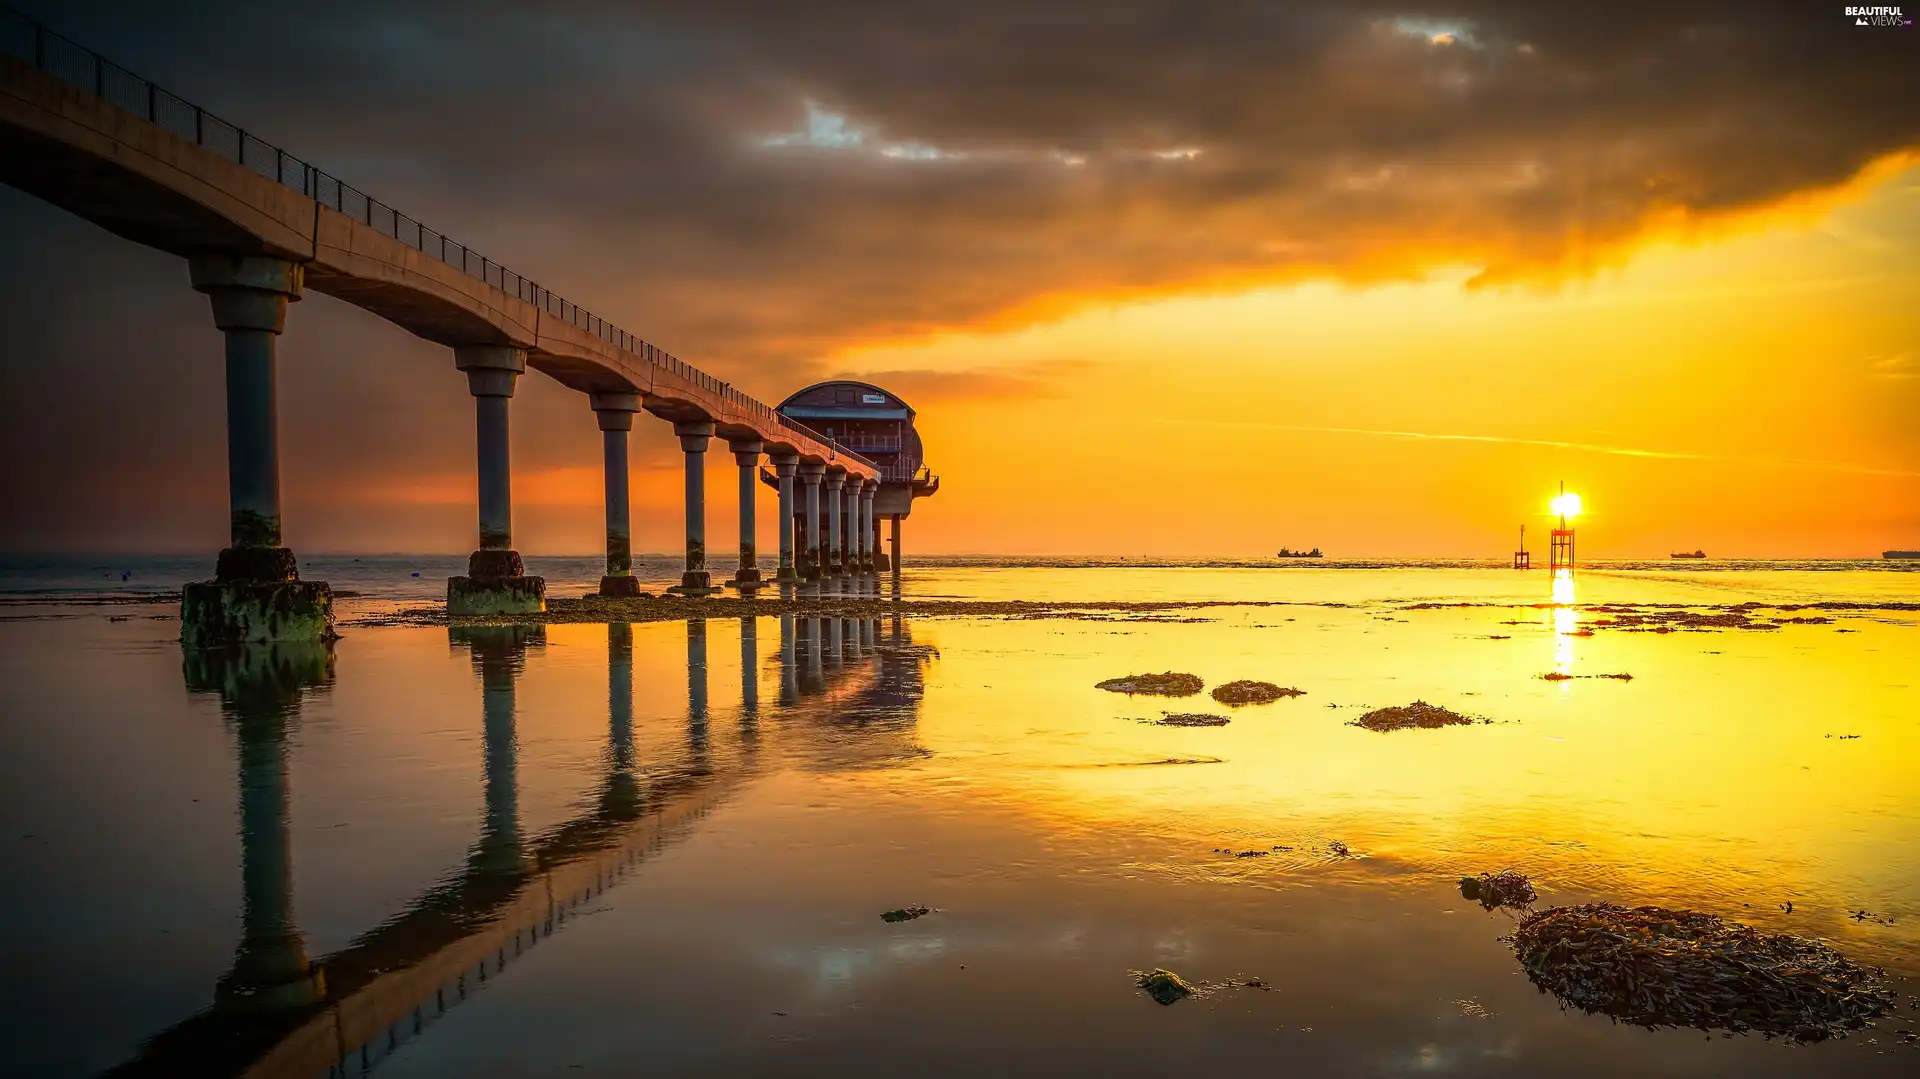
834;387;857;404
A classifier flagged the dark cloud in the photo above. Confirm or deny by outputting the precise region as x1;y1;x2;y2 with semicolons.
14;1;1917;361
2;1;1916;546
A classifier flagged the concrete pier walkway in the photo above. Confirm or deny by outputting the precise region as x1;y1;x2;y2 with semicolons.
0;13;882;634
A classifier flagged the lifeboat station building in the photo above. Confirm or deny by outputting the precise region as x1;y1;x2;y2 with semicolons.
775;381;939;574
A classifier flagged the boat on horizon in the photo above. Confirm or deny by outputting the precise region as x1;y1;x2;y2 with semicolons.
1670;549;1706;559
1887;550;1920;560
1277;548;1324;559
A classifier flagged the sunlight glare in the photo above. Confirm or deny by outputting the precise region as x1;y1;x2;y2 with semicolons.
1551;567;1577;606
1550;569;1579;669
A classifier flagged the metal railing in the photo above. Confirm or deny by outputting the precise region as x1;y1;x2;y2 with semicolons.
835;433;904;453
877;461;939;484
0;6;875;473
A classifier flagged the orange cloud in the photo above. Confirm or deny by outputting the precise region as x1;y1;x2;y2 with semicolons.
827;361;1095;404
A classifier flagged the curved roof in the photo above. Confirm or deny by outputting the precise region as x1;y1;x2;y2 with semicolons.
776;380;917;417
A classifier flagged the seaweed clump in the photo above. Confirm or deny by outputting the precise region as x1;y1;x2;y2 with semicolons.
1155;713;1230;727
881;905;932;923
1135;968;1196;1005
1460;870;1537;910
1507;903;1894;1042
1588;609;1779;633
1350;700;1476;732
1211;680;1306;705
1097;672;1204;696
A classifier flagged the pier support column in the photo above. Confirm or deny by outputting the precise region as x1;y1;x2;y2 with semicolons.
798;462;825;587
186;643;334;1012
890;515;903;585
740;615;760;713
181;255;334;645
841;481;859;577
447;346;546;615
771;452;800;586
669;421;718;595
605;622;640;818
801;616;823;693
824;471;846;584
592;393;641;598
226;717;314;1007
687;618;710;760
872;494;889;571
858;481;877;574
778;613;798;705
453;625;541;875
477;637;525;874
727;440;764;592
843;480;861;590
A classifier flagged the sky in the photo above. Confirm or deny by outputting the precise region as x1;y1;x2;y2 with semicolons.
1;1;1916;558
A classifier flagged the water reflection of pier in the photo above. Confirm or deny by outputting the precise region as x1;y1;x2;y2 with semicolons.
109;615;922;1078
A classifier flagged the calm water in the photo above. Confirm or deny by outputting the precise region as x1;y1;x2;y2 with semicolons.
1;562;1916;1076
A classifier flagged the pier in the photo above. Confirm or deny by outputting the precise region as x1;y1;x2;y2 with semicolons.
0;11;935;640
109;615;923;1078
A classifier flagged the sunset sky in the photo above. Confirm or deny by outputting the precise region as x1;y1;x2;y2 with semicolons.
1;2;1916;558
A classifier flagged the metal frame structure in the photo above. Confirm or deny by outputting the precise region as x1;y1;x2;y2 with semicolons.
1549;527;1575;574
1547;481;1576;574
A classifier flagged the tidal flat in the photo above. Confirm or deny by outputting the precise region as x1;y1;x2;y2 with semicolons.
1;560;1916;1076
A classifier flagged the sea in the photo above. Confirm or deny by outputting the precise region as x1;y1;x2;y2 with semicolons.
1;554;1915;1076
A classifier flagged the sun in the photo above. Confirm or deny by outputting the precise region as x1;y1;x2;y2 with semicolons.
1551;491;1583;519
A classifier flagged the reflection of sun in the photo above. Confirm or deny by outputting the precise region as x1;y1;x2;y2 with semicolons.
1551;568;1577;606
1550;569;1578;670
